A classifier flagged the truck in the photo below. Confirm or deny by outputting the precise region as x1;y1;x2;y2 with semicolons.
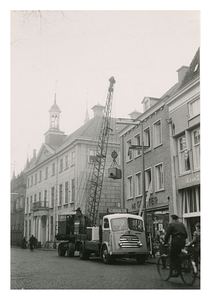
56;208;149;264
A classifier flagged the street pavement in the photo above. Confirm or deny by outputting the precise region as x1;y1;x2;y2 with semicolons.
11;247;200;290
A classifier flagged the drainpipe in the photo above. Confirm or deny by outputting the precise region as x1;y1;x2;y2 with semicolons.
168;119;177;215
53;154;58;249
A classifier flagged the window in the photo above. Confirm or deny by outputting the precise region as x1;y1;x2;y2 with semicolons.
51;187;54;207
43;190;47;207
59;184;63;205
135;172;142;196
135;133;141;156
145;169;152;192
127;176;133;199
144;127;150;148
39;170;42;182
192;128;200;170
52;163;55;176
30;196;32;212
104;218;109;229
35;174;37;185
34;194;37;203
71;151;75;165
144;98;150;111
25;197;29;214
31;176;33;186
178;136;190;173
154;120;162;147
155;163;164;191
182;186;200;214
50;216;53;237
27;177;30;188
65;182;69;204
89;149;96;163
71;179;75;203
59;159;63;172
65;155;69;169
126;139;132;161
45;167;48;179
29;220;31;237
189;98;200;118
39;192;41;202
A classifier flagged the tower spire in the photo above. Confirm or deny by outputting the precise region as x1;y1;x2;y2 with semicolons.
84;101;90;124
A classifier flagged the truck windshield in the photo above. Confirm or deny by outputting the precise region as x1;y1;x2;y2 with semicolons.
110;217;143;232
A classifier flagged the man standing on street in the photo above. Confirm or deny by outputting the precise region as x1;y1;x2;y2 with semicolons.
164;214;188;277
29;235;36;251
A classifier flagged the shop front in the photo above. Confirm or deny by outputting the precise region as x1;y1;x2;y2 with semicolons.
146;203;169;256
177;171;200;240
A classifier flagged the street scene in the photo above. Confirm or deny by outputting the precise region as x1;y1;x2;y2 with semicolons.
11;247;200;289
10;10;201;291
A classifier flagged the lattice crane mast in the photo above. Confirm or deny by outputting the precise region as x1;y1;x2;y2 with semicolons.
87;76;116;226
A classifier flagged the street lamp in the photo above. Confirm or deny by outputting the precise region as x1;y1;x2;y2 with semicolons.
116;119;149;229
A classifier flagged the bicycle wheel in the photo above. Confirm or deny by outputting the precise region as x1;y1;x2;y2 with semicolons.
180;257;196;286
157;255;172;281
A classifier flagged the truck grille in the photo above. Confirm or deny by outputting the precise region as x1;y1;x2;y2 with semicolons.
119;235;141;248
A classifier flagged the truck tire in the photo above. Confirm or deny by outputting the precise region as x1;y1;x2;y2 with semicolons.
102;245;111;264
136;255;145;264
58;243;66;256
67;242;75;257
79;243;90;260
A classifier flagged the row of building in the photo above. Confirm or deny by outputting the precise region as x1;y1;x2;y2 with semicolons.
11;48;200;250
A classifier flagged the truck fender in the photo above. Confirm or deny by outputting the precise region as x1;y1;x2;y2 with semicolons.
100;242;110;257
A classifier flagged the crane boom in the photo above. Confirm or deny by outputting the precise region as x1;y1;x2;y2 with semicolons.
87;76;116;226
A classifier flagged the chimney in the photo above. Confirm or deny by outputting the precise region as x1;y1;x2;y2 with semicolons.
128;110;142;120
177;66;189;83
33;149;36;158
91;103;104;117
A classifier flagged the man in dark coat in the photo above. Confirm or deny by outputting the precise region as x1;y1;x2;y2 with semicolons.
164;214;188;277
29;235;36;251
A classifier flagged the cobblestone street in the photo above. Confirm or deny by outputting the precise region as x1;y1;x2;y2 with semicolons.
11;247;200;290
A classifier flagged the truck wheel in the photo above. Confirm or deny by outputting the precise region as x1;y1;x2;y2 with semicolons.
102;245;111;264
58;243;66;256
136;255;145;264
79;243;90;260
67;242;75;257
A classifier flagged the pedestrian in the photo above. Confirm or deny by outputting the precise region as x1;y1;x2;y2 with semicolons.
164;214;188;277
21;236;27;249
187;223;200;269
29;235;36;251
158;229;166;256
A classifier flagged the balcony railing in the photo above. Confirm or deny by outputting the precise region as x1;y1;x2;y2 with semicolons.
33;201;49;210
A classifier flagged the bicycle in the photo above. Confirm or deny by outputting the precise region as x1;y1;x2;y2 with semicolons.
157;244;197;286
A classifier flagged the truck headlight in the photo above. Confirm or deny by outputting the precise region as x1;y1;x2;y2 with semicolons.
137;241;142;247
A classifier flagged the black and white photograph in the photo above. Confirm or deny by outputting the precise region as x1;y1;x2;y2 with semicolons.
8;4;205;293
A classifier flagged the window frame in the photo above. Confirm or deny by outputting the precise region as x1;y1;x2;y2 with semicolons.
188;97;200;119
126;139;133;162
127;175;133;199
135;171;142;197
153;119;162;148
178;135;191;174
154;163;164;192
143;126;151;149
134;133;141;157
192;128;200;170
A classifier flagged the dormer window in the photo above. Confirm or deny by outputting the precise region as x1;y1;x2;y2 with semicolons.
144;99;150;111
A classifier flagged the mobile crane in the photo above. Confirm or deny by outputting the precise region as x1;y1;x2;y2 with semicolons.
55;77;149;264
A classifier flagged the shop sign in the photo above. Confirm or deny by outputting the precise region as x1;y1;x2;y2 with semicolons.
178;171;200;189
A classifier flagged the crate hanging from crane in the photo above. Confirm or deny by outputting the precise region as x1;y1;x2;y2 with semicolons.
108;150;122;179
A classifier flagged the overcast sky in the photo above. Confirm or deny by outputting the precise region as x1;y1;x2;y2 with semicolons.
10;10;200;176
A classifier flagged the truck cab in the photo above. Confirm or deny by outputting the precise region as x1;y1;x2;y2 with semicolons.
100;213;148;264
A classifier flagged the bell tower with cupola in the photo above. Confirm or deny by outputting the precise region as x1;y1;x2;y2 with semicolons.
49;94;61;129
44;94;66;147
